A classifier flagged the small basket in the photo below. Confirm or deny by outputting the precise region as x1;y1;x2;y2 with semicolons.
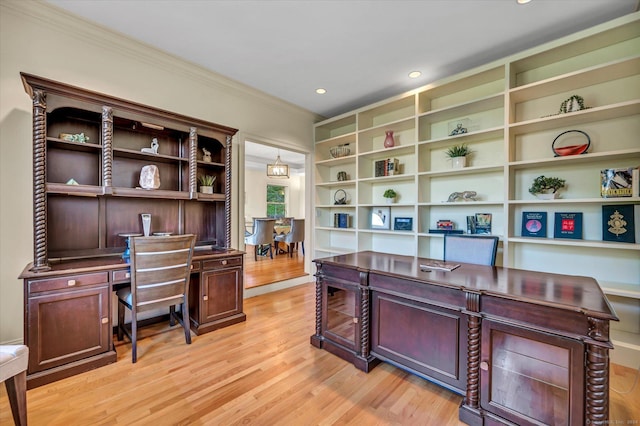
330;145;351;158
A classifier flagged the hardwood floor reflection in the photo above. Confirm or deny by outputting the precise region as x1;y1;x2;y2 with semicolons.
244;244;307;289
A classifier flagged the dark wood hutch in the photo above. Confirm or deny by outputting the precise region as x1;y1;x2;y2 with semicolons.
19;73;246;388
312;251;618;426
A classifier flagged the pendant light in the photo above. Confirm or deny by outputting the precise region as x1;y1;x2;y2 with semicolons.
266;150;290;178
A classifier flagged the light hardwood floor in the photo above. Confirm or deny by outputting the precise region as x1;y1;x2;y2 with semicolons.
244;244;307;289
1;283;638;425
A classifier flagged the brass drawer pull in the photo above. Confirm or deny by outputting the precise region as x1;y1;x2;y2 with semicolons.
222;260;228;265
101;318;109;324
203;295;208;301
67;279;76;286
480;361;489;371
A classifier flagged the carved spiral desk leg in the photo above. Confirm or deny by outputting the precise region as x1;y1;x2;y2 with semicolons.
31;89;50;271
586;344;609;425
466;315;481;409
314;266;323;337
360;286;370;358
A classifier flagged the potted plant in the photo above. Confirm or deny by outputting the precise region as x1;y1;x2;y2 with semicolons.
198;175;216;194
528;175;566;199
445;144;472;168
383;189;397;204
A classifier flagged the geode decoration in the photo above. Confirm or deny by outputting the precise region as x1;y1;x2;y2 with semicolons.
139;165;160;189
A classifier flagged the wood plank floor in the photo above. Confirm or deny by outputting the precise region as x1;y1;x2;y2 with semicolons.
243;244;307;289
2;283;639;425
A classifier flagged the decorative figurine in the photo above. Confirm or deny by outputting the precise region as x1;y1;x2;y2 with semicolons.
59;133;90;143
449;123;468;136
141;138;159;154
446;191;478;202
202;147;212;163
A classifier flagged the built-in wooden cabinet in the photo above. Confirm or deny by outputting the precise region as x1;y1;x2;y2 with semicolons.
189;255;246;335
19;74;243;388
313;12;640;367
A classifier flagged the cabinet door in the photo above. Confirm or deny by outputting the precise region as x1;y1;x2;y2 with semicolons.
322;281;359;352
199;267;243;323
480;320;584;426
27;285;111;373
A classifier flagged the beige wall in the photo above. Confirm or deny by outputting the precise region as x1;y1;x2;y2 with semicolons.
0;1;319;343
244;170;306;223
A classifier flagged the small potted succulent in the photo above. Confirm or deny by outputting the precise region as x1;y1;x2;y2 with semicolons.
383;189;397;204
528;175;566;199
198;175;216;194
445;144;472;168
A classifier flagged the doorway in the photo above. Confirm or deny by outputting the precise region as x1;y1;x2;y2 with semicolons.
243;140;307;288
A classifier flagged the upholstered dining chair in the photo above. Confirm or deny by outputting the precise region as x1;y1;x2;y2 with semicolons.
244;218;276;260
275;218;305;257
117;234;196;363
0;345;28;426
444;234;499;266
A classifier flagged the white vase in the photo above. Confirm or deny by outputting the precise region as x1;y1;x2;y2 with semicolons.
386;197;396;204
200;186;213;194
451;156;467;169
535;192;558;200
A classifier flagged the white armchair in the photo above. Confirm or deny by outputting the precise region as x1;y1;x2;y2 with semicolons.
244;218;276;260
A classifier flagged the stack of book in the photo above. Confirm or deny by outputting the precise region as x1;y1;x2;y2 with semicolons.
333;213;350;228
374;158;400;177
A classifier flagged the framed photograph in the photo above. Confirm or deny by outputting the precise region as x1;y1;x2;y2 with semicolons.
371;207;390;229
394;217;413;231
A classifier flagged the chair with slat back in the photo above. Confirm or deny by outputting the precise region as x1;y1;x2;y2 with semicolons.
116;234;196;363
275;218;305;257
444;234;499;266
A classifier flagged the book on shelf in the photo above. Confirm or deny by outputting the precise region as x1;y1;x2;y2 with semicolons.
466;215;476;234
428;229;465;234
521;212;547;238
600;166;639;198
554;212;583;239
602;204;638;243
374;158;400;177
474;213;492;235
333;213;350;229
420;260;461;272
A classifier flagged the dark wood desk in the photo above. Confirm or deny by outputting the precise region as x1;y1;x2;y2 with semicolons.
311;251;618;426
19;247;245;389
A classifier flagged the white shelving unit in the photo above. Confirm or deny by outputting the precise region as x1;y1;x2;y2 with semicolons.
313;13;640;368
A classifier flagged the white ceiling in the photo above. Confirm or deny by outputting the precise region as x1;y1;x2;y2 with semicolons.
44;0;638;166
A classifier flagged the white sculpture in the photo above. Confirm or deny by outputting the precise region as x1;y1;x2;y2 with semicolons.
141;138;159;154
202;147;212;163
139;165;160;189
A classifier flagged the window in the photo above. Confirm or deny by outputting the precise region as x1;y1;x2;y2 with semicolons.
266;185;286;218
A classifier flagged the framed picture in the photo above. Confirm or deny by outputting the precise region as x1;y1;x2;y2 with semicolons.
394;217;413;231
371;207;390;229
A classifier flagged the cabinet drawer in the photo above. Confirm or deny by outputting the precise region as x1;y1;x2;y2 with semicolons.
28;272;109;294
111;269;131;283
202;256;242;270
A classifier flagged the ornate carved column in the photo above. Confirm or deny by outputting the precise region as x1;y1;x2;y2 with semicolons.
359;271;370;358
314;264;324;337
586;317;611;425
101;106;113;188
465;291;481;409
224;134;232;248
188;128;197;196
30;89;50;272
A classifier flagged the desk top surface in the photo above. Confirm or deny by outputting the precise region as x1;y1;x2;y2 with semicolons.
314;251;617;320
20;247;244;279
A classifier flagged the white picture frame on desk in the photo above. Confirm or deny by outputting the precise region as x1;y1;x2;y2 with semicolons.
371;207;390;229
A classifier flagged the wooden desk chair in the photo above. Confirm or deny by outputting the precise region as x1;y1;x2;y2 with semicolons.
275;218;305;257
444;234;499;266
244;218;276;260
117;234;196;363
0;345;28;426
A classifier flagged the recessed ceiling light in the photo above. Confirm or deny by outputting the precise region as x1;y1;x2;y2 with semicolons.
315;88;326;94
408;71;422;79
517;0;531;4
